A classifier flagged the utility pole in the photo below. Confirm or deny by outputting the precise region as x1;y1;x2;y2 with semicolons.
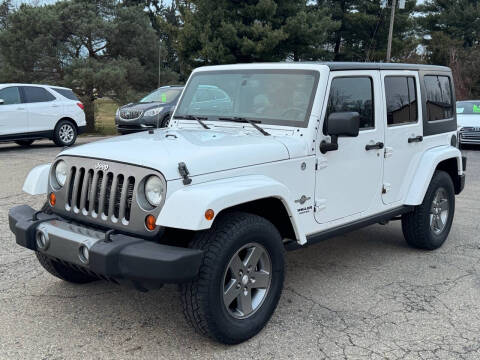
386;0;397;62
158;39;161;88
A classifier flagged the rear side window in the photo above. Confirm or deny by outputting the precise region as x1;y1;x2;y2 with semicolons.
424;75;453;121
51;88;79;101
0;87;21;105
384;76;418;126
22;86;56;103
326;77;374;130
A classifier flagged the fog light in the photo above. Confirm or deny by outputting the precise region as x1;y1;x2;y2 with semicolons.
35;230;49;250
49;192;56;206
145;214;156;231
78;245;89;264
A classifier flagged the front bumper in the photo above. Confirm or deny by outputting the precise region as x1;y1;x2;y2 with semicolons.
9;205;203;290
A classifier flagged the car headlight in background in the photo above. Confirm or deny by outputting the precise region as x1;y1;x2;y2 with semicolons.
145;175;165;206
54;160;68;187
115;107;120;116
144;107;163;117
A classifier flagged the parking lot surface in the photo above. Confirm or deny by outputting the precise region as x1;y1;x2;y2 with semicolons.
0;138;479;359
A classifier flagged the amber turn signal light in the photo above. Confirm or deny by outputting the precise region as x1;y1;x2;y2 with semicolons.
49;192;56;206
145;214;156;231
205;209;214;221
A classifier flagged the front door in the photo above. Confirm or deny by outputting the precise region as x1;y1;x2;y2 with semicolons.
0;86;28;136
381;71;423;204
315;71;384;224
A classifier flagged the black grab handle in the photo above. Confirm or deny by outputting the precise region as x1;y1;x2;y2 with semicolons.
408;135;423;143
365;142;384;151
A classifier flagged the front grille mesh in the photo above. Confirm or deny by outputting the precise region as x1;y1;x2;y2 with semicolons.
66;166;135;223
120;109;142;120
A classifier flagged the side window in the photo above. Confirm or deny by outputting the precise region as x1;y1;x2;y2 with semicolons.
0;87;21;105
22;86;56;103
326;77;374;131
384;76;418;126
424;75;453;121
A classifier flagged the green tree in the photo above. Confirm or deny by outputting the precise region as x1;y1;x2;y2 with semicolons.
176;0;337;72
320;0;418;61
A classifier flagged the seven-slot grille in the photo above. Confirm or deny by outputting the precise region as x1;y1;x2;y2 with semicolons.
66;166;135;223
119;109;142;120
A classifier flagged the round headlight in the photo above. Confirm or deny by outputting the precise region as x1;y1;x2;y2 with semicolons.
54;160;68;187
145;176;164;206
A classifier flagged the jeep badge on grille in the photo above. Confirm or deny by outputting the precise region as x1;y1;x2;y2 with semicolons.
95;162;109;171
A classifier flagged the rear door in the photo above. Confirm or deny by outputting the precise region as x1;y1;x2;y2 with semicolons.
315;71;385;224
381;71;423;204
21;86;60;133
0;86;28;136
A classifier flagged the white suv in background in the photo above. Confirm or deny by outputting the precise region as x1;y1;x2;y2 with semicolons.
0;84;86;147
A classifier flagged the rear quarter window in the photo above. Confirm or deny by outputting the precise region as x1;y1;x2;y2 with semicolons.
51;88;79;101
424;75;454;121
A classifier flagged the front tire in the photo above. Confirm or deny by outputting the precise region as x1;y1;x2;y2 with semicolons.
181;212;285;344
402;170;455;250
35;252;97;284
53;120;77;147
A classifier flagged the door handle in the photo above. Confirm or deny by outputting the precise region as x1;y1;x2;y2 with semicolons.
365;142;384;151
408;135;423;143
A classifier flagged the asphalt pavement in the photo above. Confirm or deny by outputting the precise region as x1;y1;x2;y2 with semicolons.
0;137;479;359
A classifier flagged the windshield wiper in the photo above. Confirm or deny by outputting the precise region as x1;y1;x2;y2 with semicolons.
218;117;270;136
173;114;210;129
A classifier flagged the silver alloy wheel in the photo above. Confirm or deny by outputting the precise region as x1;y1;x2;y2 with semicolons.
59;124;74;144
222;242;272;319
430;187;449;235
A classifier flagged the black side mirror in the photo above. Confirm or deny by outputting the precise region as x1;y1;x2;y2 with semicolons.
320;112;360;154
325;112;360;137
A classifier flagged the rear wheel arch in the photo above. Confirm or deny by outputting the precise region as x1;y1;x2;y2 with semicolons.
54;117;78;132
435;157;462;194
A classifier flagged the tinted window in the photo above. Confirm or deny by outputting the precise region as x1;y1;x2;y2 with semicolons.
384;76;418;126
326;77;374;130
0;87;21;105
51;88;79;100
22;86;56;103
456;101;480;115
424;75;453;121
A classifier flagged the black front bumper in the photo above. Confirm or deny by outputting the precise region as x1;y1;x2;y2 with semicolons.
9;205;203;290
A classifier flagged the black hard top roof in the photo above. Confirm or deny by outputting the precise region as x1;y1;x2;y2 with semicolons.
316;62;451;72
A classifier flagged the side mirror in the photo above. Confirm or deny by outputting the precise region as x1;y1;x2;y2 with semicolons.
320;112;360;154
0;99;4;105
325;112;360;137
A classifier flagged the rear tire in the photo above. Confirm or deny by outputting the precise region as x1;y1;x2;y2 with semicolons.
15;140;34;147
181;212;285;344
35;252;97;284
53;119;77;147
402;170;455;250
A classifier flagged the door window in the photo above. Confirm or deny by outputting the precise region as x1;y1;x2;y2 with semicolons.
384;76;418;126
424;75;453;121
326;77;374;131
0;87;21;105
22;86;56;103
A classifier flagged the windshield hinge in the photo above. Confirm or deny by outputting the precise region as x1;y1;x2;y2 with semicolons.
178;162;192;185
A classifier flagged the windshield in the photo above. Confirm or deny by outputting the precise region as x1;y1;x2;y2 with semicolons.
140;88;181;103
456;101;480;115
175;70;319;127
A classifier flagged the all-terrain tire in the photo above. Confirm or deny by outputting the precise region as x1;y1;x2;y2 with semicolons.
181;212;285;344
53;119;77;147
35;252;97;284
402;170;455;250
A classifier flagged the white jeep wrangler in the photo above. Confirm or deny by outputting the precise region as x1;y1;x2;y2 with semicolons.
9;63;466;344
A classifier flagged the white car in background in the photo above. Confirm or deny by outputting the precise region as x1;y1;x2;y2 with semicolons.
0;84;86;147
457;100;480;146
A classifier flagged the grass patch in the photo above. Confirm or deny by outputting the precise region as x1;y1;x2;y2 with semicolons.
94;98;118;135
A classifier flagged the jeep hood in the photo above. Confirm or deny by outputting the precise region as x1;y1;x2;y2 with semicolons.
60;129;294;180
